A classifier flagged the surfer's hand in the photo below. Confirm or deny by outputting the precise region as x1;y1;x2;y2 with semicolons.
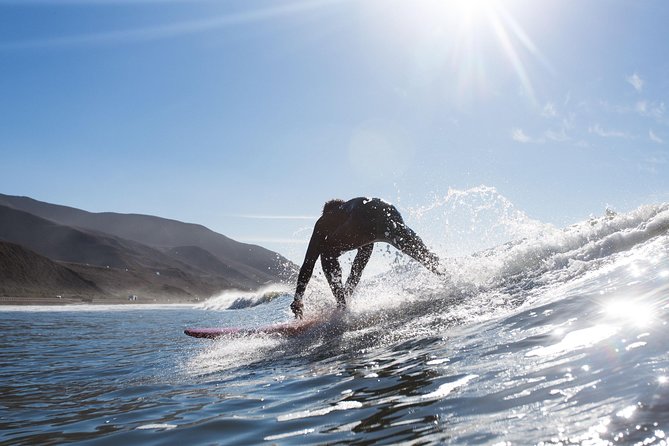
290;298;303;319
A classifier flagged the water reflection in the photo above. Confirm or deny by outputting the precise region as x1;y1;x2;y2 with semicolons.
526;325;618;358
603;299;655;327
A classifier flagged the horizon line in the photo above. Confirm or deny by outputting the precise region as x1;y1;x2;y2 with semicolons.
228;214;318;220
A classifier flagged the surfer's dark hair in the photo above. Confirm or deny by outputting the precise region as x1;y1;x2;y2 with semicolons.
323;199;345;214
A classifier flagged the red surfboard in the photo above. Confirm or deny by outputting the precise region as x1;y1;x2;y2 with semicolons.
184;318;323;339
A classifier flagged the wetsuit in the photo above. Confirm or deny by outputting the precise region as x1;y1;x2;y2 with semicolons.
291;197;440;318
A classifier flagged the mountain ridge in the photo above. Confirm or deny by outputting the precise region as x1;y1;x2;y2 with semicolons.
0;193;297;303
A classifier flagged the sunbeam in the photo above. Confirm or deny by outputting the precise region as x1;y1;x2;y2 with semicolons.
365;0;548;104
0;0;343;49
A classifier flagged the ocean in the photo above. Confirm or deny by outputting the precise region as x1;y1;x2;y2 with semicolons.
2;199;669;445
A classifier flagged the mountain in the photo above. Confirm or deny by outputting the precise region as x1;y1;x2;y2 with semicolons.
0;241;102;299
0;193;295;283
0;194;298;303
0;204;170;270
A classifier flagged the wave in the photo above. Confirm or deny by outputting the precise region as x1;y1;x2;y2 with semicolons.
399;188;669;291
329;190;669;332
183;191;669;445
199;187;669;340
200;284;292;310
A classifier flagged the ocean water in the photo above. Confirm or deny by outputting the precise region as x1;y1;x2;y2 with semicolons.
2;196;669;445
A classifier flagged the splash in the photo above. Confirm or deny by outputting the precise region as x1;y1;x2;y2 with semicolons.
343;189;669;340
407;185;553;258
184;335;284;376
189;189;669;375
204;188;669;343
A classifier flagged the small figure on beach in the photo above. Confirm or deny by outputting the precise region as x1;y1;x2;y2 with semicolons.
291;197;442;318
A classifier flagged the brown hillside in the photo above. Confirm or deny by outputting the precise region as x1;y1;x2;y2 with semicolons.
0;193;297;283
0;241;102;297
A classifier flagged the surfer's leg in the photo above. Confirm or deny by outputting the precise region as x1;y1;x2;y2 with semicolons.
391;225;442;275
321;255;347;308
344;243;374;298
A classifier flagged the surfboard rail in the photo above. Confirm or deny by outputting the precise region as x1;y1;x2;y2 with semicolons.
184;318;322;339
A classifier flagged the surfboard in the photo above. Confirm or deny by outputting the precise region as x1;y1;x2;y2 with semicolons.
184;318;323;339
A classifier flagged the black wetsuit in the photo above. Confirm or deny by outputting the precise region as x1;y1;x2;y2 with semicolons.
292;197;440;316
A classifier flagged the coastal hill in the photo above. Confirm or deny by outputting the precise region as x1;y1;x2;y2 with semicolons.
0;241;102;301
0;194;297;303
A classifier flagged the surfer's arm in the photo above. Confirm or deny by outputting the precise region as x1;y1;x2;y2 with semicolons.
294;246;319;301
293;224;323;302
291;232;321;319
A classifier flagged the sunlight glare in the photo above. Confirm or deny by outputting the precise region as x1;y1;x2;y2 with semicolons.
603;299;654;327
526;325;617;357
371;0;547;105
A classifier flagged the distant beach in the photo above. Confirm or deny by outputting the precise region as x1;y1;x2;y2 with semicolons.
0;296;199;306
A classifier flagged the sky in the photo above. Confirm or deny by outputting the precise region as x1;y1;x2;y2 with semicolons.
1;0;668;264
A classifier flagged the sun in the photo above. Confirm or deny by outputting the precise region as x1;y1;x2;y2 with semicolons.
384;0;498;33
448;0;500;21
363;0;548;105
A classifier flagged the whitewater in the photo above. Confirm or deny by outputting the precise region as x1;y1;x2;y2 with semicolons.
2;187;669;445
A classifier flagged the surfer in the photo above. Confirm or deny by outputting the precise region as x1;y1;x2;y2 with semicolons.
291;197;441;318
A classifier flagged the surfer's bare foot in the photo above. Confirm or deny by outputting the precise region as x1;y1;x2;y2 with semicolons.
290;299;303;319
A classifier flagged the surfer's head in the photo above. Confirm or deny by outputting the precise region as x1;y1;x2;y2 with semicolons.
323;199;345;215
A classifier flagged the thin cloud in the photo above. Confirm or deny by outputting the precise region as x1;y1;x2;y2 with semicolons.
588;124;631;139
626;72;644;92
649;129;664;144
638;154;667;174
541;102;557;118
228;214;318;220
238;237;309;244
561;113;575;131
511;127;569;144
544;128;569;142
511;128;531;143
640;101;666;120
563;91;571;107
601;99;666;121
636;101;648;114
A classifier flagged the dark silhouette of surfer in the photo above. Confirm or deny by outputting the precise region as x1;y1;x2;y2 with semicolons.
291;197;441;318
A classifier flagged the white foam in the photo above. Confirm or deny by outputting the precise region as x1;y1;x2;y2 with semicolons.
399;374;478;405
277;400;363;422
199;284;292;310
406;186;669;289
136;423;177;430
264;428;315;441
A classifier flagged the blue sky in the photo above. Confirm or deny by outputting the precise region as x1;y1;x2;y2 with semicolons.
1;0;668;263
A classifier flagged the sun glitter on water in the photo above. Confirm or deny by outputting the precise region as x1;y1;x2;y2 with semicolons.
603;299;655;328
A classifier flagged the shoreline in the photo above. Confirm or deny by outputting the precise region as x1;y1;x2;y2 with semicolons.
0;302;198;312
0;296;201;306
